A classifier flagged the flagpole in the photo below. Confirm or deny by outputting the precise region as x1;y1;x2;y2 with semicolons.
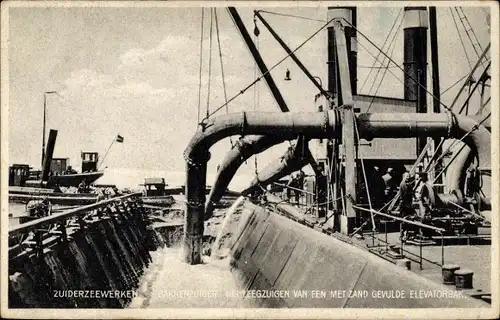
98;136;117;170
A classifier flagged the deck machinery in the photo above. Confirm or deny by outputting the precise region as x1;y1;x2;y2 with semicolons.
183;7;491;264
307;7;490;240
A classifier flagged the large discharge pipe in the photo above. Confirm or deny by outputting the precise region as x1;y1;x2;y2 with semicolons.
184;111;339;264
205;135;285;219
445;115;491;196
247;113;491;210
184;110;490;264
241;138;313;196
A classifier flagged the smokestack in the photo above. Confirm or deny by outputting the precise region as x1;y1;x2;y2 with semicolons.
403;6;428;154
327;7;357;103
41;129;58;182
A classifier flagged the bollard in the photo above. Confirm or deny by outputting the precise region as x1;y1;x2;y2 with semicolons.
396;258;411;270
441;264;460;285
454;269;474;289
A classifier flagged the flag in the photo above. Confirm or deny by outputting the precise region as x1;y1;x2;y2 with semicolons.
116;134;124;143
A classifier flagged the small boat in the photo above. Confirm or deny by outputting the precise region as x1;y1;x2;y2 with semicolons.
140;178;176;207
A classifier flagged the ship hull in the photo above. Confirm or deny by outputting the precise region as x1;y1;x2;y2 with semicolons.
48;171;104;187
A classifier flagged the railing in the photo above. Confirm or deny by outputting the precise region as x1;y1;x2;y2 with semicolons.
8;192;155;308
9;193;142;236
8;193;143;261
271;182;321;216
267;180;453;271
353;205;446;270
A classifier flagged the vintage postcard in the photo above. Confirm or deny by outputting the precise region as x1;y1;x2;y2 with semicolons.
1;1;498;319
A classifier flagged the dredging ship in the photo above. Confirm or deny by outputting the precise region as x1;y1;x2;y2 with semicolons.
7;5;494;311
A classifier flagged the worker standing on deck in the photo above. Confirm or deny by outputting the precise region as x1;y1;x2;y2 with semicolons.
65;166;77;175
53;183;62;193
414;172;430;219
27;197;52;218
399;172;414;216
286;172;300;203
369;166;385;206
382;167;396;200
78;181;85;193
40;197;51;217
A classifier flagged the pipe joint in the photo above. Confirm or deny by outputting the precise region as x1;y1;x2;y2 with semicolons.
186;201;205;210
326;110;338;136
185;150;211;168
446;111;458;138
240;112;248;136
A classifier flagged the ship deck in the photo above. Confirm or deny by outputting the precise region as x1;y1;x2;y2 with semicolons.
357;231;491;296
270;204;492;300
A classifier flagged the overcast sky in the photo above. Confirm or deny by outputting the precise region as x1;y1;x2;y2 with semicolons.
4;2;492;179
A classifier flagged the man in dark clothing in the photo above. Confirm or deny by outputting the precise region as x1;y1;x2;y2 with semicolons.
382;167;396;200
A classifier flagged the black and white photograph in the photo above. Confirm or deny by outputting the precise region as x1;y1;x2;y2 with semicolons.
1;1;498;319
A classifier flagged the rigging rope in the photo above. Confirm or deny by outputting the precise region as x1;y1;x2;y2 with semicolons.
456;7;485;60
253;17;260;179
366;13;403;113
205;11;337;120
429;112;491;183
257;10;326;23
214;8;233;147
360;8;403;93
447;43;490;110
354;38;416;99
457;61;491;114
205;8;214;119
196;8;205;124
358;65;402;69
352;110;376;232
340;18;453;114
450;8;473;69
367;17;402;96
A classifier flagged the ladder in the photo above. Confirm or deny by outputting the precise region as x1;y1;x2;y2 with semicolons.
455;7;487;68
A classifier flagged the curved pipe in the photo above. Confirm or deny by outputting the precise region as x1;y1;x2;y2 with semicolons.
184;111;489;264
445;114;490;195
183;110;339;264
205;135;285;219
184;111;338;160
240;139;312;196
356;113;453;139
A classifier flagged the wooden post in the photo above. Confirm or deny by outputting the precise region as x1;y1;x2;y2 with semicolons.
333;19;357;234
